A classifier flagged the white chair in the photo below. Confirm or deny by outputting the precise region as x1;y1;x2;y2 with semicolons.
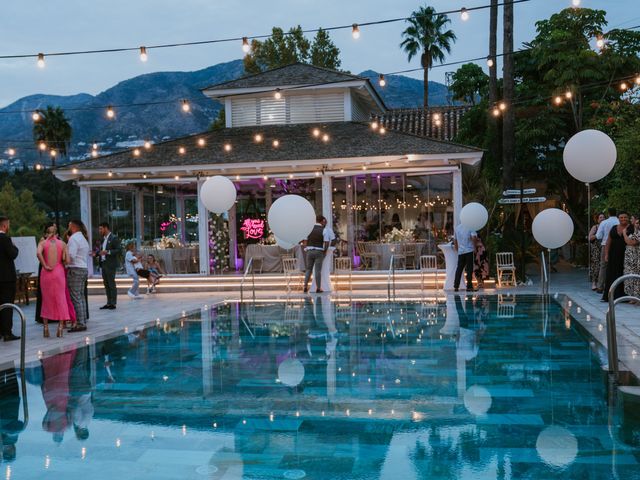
497;294;516;318
419;255;438;289
496;252;517;287
358;241;381;270
282;257;303;292
333;256;352;291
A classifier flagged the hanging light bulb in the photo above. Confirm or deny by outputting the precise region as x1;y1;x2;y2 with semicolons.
197;138;206;147
178;146;186;154
108;170;113;177
142;173;147;179
39;141;47;151
352;24;361;39
499;101;507;111
224;143;232;152
322;133;330;142
92;141;98;150
572;0;581;6
174;175;180;181
274;88;282;100
460;7;470;21
181;99;190;112
378;74;386;87
32;111;40;122
91;150;98;158
620;82;629;91
635;75;640;85
242;37;251;53
106;106;115;119
565;90;573;99
379;126;386;134
7;148;15;156
487;56;494;68
37;53;45;68
144;140;152;149
370;121;379;130
50;149;57;157
492;107;500;117
72;167;78;174
254;134;263;143
35;163;42;171
139;46;148;62
272;139;280;147
133;148;141;157
554;95;563;105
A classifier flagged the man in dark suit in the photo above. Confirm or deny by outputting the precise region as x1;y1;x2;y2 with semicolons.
0;217;20;341
96;222;121;310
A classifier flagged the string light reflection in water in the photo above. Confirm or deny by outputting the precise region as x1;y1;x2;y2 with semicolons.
4;295;636;479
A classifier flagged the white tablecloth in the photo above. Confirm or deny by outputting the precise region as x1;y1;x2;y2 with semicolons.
141;247;198;274
368;242;426;269
245;244;305;272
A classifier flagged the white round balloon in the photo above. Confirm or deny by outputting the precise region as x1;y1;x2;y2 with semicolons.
463;385;492;416
536;426;578;469
267;195;316;243
277;358;305;387
460;202;489;231
563;129;617;183
199;176;237;214
532;208;574;249
275;236;297;250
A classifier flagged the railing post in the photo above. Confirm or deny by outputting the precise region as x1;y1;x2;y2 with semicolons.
0;303;28;430
606;274;640;385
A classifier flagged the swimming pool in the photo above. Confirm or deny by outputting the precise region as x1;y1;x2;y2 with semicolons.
1;294;638;479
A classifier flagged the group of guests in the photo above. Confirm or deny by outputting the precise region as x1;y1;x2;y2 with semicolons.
589;208;640;302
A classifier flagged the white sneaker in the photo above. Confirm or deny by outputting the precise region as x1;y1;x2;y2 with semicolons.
134;294;143;299
127;290;136;299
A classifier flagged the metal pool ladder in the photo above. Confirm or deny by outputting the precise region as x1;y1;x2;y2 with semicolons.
387;254;396;301
540;250;549;295
240;257;256;302
0;303;29;429
606;274;640;384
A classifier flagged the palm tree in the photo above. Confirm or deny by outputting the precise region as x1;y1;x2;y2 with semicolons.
33;106;72;228
400;6;456;109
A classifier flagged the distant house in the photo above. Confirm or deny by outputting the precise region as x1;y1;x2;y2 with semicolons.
56;63;482;275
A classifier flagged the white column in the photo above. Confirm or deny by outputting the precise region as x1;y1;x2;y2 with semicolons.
452;167;463;227
134;188;144;248
79;185;94;276
346;177;354;260
176;189;186;244
196;179;210;275
321;174;333;229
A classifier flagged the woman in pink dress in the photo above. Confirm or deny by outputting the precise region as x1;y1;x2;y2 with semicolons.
37;223;73;337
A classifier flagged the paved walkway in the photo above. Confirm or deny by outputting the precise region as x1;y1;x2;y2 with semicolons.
4;268;640;382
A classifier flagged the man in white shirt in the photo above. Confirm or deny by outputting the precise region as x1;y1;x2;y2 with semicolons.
595;208;619;292
303;215;331;293
453;223;478;292
67;219;90;332
311;218;336;293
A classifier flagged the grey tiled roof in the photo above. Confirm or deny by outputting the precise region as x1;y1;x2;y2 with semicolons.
61;122;482;171
202;63;366;91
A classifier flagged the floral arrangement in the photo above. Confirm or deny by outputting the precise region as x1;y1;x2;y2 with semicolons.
158;235;182;249
260;232;276;245
383;228;415;243
209;214;229;273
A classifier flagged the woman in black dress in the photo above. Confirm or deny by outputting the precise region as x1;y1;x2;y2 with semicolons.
602;212;634;301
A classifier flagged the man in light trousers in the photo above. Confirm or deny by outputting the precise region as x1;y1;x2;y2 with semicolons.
67;219;90;332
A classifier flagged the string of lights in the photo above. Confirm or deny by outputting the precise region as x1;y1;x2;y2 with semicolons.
1;0;534;64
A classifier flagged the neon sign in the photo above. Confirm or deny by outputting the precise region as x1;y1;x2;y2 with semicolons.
240;218;265;239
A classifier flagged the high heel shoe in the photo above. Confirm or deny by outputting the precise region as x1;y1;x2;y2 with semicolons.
56;321;64;338
43;325;50;338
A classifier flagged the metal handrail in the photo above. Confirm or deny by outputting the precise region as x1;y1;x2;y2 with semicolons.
606;274;640;383
387;254;396;301
540;250;549;295
240;257;255;302
0;303;29;430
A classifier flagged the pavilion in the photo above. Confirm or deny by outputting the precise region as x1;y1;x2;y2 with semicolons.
55;63;483;275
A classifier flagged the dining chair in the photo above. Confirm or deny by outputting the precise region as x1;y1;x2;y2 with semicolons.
172;248;190;274
419;255;438;289
282;257;303;292
333;256;352;291
496;252;516;287
402;243;418;269
390;243;406;270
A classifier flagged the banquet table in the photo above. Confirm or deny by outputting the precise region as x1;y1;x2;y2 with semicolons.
367;242;426;270
140;246;199;274
245;244;305;273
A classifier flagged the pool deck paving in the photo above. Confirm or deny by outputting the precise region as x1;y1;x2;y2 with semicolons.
3;267;640;383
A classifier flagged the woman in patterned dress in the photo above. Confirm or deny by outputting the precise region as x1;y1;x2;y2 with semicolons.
589;213;605;290
623;215;640;300
473;234;490;289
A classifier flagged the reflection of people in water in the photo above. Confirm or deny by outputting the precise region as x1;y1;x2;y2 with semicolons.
41;350;76;443
68;347;94;441
454;295;487;361
0;368;24;462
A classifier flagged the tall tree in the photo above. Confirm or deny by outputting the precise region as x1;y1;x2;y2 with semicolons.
502;0;515;188
400;6;457;109
244;26;341;74
32;106;72;228
450;63;489;105
0;182;47;237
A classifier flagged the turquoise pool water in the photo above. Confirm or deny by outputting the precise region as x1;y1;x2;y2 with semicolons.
1;295;638;479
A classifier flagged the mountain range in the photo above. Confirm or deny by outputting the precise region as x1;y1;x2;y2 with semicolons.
0;59;451;166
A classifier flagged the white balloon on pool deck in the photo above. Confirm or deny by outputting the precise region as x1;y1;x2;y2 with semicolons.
460;202;489;231
278;358;305;387
536;426;578;469
532;208;574;249
563;129;617;183
267;194;316;243
463;385;492;416
199;176;237;214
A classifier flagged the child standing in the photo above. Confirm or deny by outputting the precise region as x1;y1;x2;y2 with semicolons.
124;243;143;299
